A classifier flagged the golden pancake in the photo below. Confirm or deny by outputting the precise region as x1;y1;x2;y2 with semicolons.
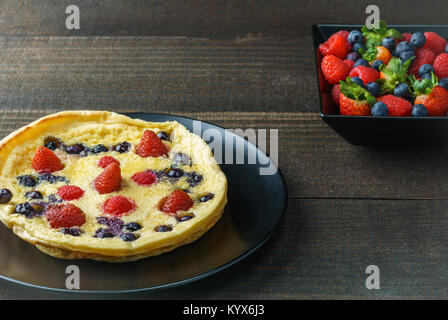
0;111;227;262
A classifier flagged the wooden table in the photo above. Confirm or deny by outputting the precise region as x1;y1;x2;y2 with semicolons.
1;0;448;299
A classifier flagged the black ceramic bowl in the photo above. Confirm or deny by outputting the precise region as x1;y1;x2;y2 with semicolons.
312;24;448;147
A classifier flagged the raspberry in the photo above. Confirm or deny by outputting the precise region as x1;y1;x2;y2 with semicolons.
46;204;86;229
135;130;169;158
94;162;122;194
423;32;447;55
32;146;64;173
160;190;194;214
131;171;157;186
408;48;436;76
331;84;341;106
57;185;84;201
102;196;136;217
343;59;355;70
319;34;349;59
98;156;120;169
433;53;448;79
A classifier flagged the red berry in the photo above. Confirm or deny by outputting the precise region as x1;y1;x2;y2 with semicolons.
46;203;86;229
321;92;338;115
94;162;122;194
131;171;157;186
32;146;64;173
98;156;120;169
331;84;341;106
398;33;412;43
343;59;355;70
57;185;84;201
319;34;349;59
161;190;194;214
135;130;169;158
433;53;448;79
321;55;351;85
408;48;436;76
377;95;413;117
423;32;447;55
102;196;136;217
349;66;380;85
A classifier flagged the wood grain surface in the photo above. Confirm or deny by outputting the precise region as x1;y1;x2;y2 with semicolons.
1;0;448;299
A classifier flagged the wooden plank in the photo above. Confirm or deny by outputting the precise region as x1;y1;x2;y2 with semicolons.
2;198;448;299
0;36;313;113
1;0;447;37
1;109;448;200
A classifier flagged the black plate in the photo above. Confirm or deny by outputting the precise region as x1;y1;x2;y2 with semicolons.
0;113;287;293
313;24;448;147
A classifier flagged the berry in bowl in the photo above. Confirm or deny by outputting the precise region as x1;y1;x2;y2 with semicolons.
313;20;448;146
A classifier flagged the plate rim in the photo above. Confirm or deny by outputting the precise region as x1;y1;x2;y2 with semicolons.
0;112;288;294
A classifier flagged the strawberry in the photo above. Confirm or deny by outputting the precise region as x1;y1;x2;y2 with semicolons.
31;146;64;173
321;55;351;85
378;57;412;94
46;203;86;229
160;190;194;214
408;48;436;76
411;74;448;116
338;77;376;116
422;32;447;55
349;66;379;85
57;185;84;201
131;170;157;186
331;84;341;106
102;196;135;216
321;92;338;115
135;130;169;158
319;34;348;59
433;53;448;79
376;95;412;117
361;46;392;65
98;156;120;169
94;162;122;194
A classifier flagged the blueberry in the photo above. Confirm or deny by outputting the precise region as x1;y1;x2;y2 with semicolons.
446;44;448;53
65;143;85;154
353;42;366;54
365;82;380;97
166;168;184;179
351;76;365;88
44;136;61;150
399;51;415;64
112;141;130;153
48;194;62;203
94;228;115;238
353;58;369;68
200;193;215;202
155;225;173;232
346;52;361;62
93;144;108;154
186;172;203;187
410;32;426;48
371;60;384;71
176;213;195;222
25;190;43;200
125;222;141;232
412;104;429;117
396;41;414;54
420;73;433;80
394;83;410;98
438;78;448;90
17;175;37;188
121;233;139;242
382;37;396;50
0;188;13;204
97;216;124;235
371;102;389;116
419;64;434;77
38;173;67;184
61;227;83;237
348;30;363;44
156;131;169;141
14;202;35;217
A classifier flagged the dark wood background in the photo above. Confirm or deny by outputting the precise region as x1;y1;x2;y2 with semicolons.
2;0;448;299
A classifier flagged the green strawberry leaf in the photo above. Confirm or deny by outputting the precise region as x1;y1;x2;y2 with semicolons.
408;72;439;97
385;28;402;40
379;57;414;94
339;77;377;107
362;20;402;48
361;47;378;62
